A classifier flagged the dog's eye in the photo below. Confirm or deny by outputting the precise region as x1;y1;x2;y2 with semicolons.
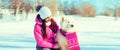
68;22;70;23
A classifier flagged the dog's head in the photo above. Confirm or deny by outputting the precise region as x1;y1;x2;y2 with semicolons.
60;16;76;32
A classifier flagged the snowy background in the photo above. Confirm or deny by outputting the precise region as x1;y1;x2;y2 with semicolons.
0;0;120;50
0;15;120;50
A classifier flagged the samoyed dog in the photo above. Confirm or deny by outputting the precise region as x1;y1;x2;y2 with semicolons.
55;16;77;50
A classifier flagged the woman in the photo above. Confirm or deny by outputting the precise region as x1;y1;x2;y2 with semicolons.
34;5;60;50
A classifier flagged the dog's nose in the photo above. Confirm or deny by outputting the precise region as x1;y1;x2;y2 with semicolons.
71;25;74;27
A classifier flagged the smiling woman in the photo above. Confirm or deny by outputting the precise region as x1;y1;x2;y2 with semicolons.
34;5;61;50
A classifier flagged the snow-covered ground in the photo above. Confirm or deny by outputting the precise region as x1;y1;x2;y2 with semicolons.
0;16;120;50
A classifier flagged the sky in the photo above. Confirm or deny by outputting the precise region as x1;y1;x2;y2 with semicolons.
60;0;120;14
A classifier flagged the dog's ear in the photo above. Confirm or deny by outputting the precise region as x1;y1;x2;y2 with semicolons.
62;17;64;22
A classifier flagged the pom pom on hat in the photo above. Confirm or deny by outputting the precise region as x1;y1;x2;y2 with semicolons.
38;7;52;19
36;5;42;12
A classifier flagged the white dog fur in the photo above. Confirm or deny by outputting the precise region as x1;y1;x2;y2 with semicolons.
55;16;76;50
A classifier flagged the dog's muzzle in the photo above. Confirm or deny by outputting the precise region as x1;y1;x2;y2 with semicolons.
71;25;74;27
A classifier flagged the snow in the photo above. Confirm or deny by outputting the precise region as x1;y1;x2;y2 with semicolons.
0;16;120;50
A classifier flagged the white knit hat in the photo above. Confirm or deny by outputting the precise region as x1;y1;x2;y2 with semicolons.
38;7;52;19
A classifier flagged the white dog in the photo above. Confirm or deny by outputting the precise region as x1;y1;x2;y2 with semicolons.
55;16;77;50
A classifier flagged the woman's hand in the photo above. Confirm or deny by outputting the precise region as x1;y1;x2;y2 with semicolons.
54;44;60;48
50;18;54;28
50;18;54;23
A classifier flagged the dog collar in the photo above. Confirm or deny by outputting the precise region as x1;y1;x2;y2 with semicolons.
60;29;67;36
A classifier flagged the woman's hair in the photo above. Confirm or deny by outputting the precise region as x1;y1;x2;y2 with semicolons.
36;5;47;39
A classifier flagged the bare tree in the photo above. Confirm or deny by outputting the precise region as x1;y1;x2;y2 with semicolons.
19;2;33;19
103;8;114;16
8;0;33;20
8;0;22;16
43;0;57;16
114;8;120;17
80;3;95;17
115;0;119;20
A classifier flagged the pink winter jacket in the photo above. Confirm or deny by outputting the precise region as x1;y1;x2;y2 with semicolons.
33;16;59;48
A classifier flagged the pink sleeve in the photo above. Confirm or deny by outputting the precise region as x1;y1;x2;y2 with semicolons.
34;24;55;48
